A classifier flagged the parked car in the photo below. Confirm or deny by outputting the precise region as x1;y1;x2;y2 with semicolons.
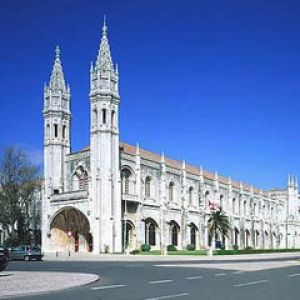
0;246;9;271
10;245;43;261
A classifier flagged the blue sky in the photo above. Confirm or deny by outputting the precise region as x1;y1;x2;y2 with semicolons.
0;0;300;189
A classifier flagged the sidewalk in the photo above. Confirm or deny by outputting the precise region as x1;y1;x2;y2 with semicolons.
44;251;300;262
0;271;99;299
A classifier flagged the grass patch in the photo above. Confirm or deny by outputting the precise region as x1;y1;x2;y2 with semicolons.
213;248;300;255
138;250;207;255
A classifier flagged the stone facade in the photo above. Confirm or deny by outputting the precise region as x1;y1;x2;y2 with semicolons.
42;21;300;254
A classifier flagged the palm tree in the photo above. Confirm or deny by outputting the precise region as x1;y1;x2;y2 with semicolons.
207;208;231;249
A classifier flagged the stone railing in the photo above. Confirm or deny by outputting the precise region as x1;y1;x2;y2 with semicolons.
51;190;88;202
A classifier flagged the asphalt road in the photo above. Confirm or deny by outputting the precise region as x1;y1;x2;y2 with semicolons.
5;257;300;300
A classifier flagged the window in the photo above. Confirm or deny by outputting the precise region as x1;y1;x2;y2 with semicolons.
111;110;115;126
102;109;106;124
232;198;236;214
145;176;151;197
121;169;132;194
171;223;179;246
188;187;193;205
190;225;196;246
220;195;224;209
46;124;50;137
62;125;66;139
148;223;156;245
54;124;58;138
93;109;98;126
169;182;175;201
72;166;88;191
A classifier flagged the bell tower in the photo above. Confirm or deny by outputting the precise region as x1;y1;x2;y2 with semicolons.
89;19;122;253
43;46;71;196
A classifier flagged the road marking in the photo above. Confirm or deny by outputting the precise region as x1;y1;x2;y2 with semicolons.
287;273;300;277
232;271;244;275
144;293;189;300
185;276;203;280
234;280;268;288
91;284;127;290
149;279;173;285
215;273;227;276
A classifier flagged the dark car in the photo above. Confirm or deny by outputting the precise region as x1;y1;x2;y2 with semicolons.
10;245;43;261
0;246;9;271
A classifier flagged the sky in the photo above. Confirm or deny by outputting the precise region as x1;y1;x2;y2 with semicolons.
0;0;300;190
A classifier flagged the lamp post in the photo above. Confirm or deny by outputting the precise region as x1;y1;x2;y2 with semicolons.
67;230;72;257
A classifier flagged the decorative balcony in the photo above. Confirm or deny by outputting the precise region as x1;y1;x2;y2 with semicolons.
122;193;140;203
51;190;88;203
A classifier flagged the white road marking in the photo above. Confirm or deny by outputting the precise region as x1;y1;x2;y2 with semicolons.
232;271;244;275
144;293;190;300
91;284;127;290
287;273;300;277
234;280;268;288
149;279;173;285
215;273;227;276
185;275;203;280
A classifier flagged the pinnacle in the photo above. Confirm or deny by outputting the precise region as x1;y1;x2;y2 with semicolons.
95;17;113;71
49;45;66;92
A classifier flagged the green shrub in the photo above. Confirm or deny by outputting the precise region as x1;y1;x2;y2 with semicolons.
167;245;177;251
186;244;195;251
244;246;253;252
220;244;226;250
140;244;151;252
233;244;239;251
130;249;140;255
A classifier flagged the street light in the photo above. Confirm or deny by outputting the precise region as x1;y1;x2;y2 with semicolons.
67;230;72;257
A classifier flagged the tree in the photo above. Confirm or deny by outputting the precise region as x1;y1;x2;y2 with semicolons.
0;146;40;243
207;208;231;248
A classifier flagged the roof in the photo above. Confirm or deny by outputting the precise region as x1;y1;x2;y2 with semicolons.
72;142;264;195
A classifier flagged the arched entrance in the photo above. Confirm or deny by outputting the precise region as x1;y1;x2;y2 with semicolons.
122;220;136;251
170;221;180;246
50;207;92;253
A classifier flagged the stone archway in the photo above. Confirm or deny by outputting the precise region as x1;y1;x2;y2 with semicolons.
50;207;92;253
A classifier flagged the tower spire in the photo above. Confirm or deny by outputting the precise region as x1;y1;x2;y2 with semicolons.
95;17;113;70
49;45;66;92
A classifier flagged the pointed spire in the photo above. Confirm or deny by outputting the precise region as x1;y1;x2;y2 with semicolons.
95;16;113;71
182;159;186;170
49;45;66;92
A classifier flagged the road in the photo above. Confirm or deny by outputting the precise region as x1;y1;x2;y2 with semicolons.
5;256;300;300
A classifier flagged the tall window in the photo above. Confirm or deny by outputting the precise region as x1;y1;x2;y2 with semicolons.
93;109;98;126
220;195;224;209
121;169;132;194
54;124;58;138
190;225;196;246
62;125;66;139
102;108;106;124
145;176;151;197
232;198;236;214
169;182;175;201
171;223;179;246
148;223;156;246
111;110;115;127
188;187;193;205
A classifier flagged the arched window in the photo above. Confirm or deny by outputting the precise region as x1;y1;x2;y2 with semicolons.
121;169;132;195
169;182;175;201
54;124;58;138
244;201;247;215
145;176;151;197
93;108;98;126
145;219;157;246
102;108;106;124
190;224;197;246
232;198;236;214
205;191;210;209
171;223;179;246
188;187;194;205
220;195;224;209
111;110;115;127
148;223;156;246
46;124;50;137
72;166;88;191
62;125;66;139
